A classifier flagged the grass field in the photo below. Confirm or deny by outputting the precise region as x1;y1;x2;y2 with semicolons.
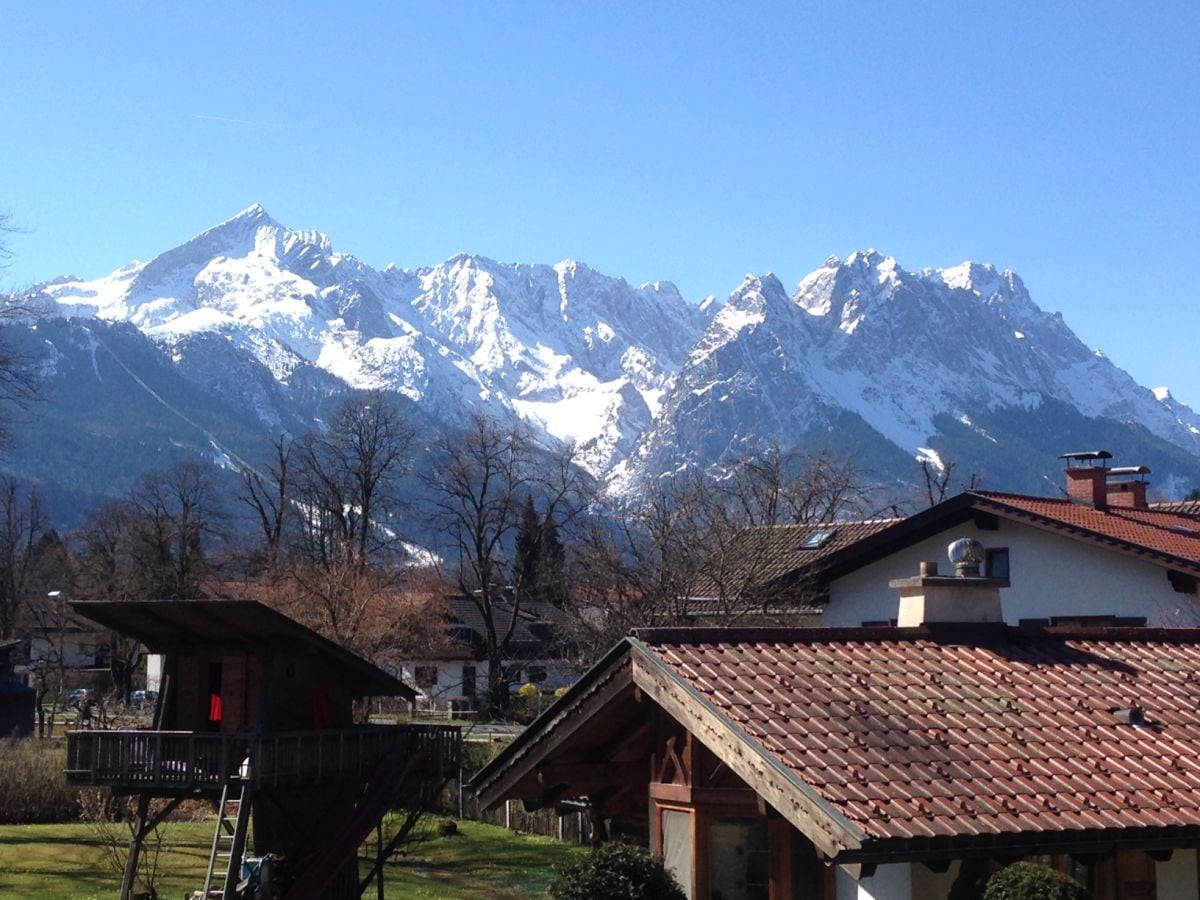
0;818;584;899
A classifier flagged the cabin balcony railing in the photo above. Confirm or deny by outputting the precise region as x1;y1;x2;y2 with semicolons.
64;725;461;792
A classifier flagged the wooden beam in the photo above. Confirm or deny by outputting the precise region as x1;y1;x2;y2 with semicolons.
537;760;644;791
649;782;762;812
593;716;653;763
475;660;635;808
631;650;862;860
841;862;876;881
119;795;150;900
770;817;793;900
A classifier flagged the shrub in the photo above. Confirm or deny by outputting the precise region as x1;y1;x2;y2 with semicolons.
0;737;84;823
982;862;1090;900
547;841;686;900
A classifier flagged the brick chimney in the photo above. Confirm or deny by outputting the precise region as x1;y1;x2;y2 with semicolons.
890;539;1006;626
1065;466;1108;509
1060;451;1151;510
1104;466;1151;509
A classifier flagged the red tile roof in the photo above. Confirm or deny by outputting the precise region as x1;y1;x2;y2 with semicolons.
1152;499;1200;517
639;625;1200;851
973;491;1200;572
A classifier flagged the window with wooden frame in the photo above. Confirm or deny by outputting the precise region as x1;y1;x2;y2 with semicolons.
986;547;1010;580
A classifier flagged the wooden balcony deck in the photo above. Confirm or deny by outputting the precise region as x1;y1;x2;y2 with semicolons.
65;725;461;794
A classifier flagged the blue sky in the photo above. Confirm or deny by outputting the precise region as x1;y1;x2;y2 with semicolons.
3;2;1198;404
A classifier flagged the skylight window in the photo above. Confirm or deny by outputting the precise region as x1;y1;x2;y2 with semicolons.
802;528;836;549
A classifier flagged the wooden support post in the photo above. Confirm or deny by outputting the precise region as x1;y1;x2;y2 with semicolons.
376;821;385;900
120;794;151;900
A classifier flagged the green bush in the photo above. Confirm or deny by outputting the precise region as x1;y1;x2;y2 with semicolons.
0;737;84;823
982;862;1090;900
547;841;685;900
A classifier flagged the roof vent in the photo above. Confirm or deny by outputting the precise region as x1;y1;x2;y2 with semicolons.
948;538;985;577
890;538;1007;627
1112;706;1146;727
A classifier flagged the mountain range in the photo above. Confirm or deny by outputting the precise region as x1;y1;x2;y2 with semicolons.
5;204;1200;526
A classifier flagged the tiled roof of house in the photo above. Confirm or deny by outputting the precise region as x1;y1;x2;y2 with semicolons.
639;625;1200;852
1151;499;1200;517
802;491;1200;587
973;491;1200;572
444;595;566;650
690;519;899;601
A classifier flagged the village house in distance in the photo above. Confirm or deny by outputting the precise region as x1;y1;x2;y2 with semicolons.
692;453;1200;630
475;536;1200;900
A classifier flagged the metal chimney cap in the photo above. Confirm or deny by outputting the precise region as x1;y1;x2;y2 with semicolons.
948;538;985;577
1060;453;1113;468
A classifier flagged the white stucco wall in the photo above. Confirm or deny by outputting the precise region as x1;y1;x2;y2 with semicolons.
401;659;487;709
833;854;1196;900
1157;849;1199;900
825;519;1200;627
146;653;163;693
29;633;102;669
909;861;960;898
837;863;912;900
400;657;578;709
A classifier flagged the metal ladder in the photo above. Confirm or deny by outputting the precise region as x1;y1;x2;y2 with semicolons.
200;776;252;898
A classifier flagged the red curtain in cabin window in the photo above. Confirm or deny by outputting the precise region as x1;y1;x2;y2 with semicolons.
208;692;223;723
312;689;333;729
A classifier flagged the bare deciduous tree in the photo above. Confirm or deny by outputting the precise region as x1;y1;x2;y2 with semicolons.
292;392;413;570
566;446;869;665
425;413;590;715
239;434;293;579
0;210;41;451
0;476;44;640
128;462;221;599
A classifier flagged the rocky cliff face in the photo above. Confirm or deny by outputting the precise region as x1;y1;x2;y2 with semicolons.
7;209;1200;516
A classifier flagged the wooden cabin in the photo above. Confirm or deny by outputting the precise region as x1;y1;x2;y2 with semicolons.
64;599;461;900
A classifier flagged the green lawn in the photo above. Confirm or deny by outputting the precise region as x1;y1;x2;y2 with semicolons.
0;818;583;900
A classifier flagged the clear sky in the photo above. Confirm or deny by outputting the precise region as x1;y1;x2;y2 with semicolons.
3;2;1198;404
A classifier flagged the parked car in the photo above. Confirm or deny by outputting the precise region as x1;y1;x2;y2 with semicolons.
128;689;157;710
66;688;92;707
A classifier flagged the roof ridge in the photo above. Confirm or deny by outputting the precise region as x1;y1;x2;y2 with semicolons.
634;623;1200;645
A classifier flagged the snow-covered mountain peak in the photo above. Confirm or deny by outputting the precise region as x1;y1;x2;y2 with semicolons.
791;249;908;332
682;273;792;367
933;261;1029;310
844;248;883;267
731;272;789;307
224;202;277;227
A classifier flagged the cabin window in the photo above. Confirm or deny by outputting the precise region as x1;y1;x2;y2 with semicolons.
986;547;1010;580
206;662;223;732
414;666;438;689
461;666;477;698
709;817;770;900
1168;570;1198;595
660;808;694;897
